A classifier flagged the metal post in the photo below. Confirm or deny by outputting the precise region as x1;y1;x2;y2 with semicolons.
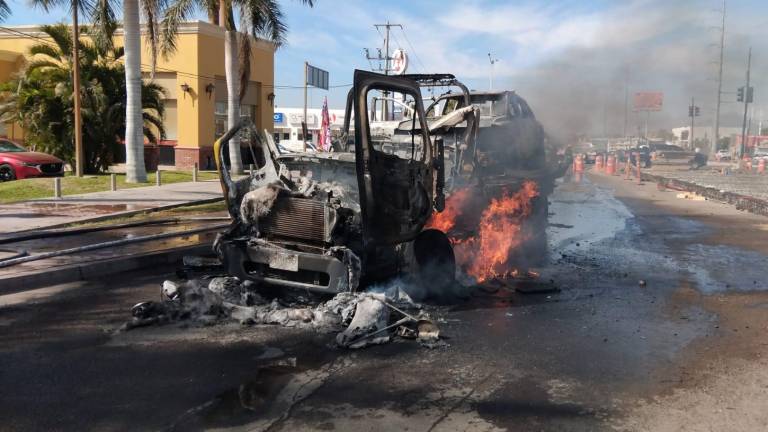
156;169;161;187
690;96;695;150
713;0;726;154
110;173;117;191
740;47;752;160
249;163;254;175
72;1;83;177
303;61;308;152
192;162;198;182
53;177;62;199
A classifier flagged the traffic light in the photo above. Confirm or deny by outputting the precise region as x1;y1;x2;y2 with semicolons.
737;87;744;102
688;106;694;117
695;106;700;116
747;86;754;103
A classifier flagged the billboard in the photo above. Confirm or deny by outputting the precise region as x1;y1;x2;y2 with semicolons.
633;92;664;112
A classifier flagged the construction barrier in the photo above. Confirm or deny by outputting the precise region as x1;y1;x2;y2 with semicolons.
574;154;584;173
635;154;642;184
606;155;616;175
595;154;604;171
624;158;631;180
758;158;766;175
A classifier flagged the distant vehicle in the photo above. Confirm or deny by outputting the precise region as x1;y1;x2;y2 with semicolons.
0;139;64;181
715;149;732;161
752;148;768;164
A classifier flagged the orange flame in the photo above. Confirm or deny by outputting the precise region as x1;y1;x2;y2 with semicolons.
427;181;539;282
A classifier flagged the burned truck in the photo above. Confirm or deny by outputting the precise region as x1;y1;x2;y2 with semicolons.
213;70;456;295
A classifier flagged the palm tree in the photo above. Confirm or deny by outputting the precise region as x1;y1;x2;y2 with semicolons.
0;1;10;21
32;0;162;182
162;0;313;174
0;24;166;173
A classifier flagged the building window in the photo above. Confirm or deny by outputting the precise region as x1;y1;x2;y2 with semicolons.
214;103;256;137
283;133;290;140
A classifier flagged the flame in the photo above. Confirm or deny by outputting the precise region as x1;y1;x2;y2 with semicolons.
427;181;539;282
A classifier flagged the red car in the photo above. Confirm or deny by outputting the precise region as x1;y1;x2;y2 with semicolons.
0;139;65;181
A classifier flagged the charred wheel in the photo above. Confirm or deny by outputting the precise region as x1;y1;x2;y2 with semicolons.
413;229;456;296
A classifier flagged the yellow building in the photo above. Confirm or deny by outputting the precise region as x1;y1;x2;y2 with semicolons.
0;21;275;169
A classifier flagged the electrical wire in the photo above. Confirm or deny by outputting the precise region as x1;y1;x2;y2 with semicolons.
0;25;352;90
399;27;429;73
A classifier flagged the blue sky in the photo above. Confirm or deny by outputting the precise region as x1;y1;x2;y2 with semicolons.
4;0;768;137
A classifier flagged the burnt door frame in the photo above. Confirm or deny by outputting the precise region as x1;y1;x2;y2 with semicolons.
352;69;435;245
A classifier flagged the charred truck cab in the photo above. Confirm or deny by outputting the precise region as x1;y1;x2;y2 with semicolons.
213;70;455;294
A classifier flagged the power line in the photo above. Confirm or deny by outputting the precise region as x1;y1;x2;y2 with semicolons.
0;25;351;90
399;27;428;73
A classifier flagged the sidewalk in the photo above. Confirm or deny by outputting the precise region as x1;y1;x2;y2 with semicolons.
0;180;224;234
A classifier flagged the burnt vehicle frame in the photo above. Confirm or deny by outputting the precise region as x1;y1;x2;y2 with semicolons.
213;70;455;295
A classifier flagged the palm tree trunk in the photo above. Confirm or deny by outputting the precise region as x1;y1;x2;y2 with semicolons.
124;0;147;182
218;0;243;174
224;29;243;174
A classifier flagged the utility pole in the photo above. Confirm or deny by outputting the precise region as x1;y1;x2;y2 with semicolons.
712;0;726;154
688;97;700;149
488;53;499;90
623;70;629;138
72;0;83;177
303;61;308;152
739;47;752;159
365;21;402;121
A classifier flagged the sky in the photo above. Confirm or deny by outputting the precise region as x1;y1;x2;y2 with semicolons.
4;0;768;140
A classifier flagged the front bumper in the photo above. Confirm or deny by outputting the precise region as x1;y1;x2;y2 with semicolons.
220;239;353;294
16;165;64;179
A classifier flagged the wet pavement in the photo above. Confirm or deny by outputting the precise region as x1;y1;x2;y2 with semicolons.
0;180;223;233
1;174;768;431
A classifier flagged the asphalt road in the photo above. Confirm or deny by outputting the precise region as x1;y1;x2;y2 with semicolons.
2;172;768;432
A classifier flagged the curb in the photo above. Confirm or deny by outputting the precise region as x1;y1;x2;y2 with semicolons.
641;172;768;217
9;197;224;235
0;243;212;295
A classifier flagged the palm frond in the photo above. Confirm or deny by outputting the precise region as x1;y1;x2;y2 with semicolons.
90;0;118;52
26;59;64;73
29;44;64;62
141;0;164;79
159;0;197;57
0;0;11;21
233;0;288;47
39;24;73;59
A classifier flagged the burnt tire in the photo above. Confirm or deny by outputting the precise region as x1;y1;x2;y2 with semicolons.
0;164;16;182
413;229;456;300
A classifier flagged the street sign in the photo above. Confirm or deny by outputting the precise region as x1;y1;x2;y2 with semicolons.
391;49;408;75
633;92;663;112
306;64;329;90
273;112;284;124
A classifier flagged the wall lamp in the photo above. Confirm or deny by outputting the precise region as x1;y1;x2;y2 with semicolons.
180;83;191;98
267;92;275;107
205;83;215;99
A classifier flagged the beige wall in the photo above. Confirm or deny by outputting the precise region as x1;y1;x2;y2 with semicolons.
0;21;275;150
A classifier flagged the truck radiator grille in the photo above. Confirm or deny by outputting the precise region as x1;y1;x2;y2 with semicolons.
260;197;335;243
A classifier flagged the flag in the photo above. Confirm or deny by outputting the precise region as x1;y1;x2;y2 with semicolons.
320;96;331;151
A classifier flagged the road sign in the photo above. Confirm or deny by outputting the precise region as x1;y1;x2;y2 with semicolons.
391;49;408;75
273;112;284;124
306;64;329;90
633;92;663;112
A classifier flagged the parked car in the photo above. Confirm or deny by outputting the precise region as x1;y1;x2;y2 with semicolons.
0;139;65;181
715;149;731;161
752;148;768;165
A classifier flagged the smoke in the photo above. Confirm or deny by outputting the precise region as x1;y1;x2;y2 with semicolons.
419;0;768;144
495;0;768;143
